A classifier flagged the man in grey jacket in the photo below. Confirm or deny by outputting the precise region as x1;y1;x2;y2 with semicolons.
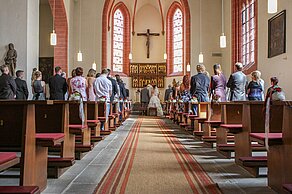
227;62;248;101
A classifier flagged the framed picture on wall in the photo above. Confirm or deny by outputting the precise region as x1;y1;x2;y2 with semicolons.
268;10;286;58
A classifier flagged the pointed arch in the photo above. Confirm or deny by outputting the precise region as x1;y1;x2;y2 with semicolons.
166;1;190;76
111;2;130;75
102;1;130;75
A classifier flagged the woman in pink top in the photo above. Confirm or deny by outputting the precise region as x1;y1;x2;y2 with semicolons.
86;69;96;101
70;67;87;101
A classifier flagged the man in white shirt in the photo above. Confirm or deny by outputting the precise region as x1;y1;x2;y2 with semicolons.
94;69;112;130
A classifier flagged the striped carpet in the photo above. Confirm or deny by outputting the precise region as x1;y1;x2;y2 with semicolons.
95;117;221;194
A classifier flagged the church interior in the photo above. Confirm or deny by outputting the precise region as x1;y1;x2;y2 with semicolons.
0;0;292;193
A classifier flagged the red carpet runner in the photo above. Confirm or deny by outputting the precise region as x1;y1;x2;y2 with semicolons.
95;117;221;194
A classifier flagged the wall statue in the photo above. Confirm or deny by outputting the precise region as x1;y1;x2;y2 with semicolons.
4;43;17;77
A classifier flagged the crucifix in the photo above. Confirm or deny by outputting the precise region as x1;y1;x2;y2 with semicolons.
137;29;160;58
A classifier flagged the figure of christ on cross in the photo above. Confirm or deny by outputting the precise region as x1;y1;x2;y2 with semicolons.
137;29;160;58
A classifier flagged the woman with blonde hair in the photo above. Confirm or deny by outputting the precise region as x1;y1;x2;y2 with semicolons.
32;71;46;100
247;71;263;101
210;63;227;102
87;68;96;101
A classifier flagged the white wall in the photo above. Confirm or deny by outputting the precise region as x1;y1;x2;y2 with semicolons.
39;1;53;57
257;0;292;99
0;0;39;98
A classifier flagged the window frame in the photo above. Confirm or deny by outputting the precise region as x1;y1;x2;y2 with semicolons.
232;0;258;74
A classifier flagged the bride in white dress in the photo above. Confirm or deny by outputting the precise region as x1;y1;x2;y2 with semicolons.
148;85;163;116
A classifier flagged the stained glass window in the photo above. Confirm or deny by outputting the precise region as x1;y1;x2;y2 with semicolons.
241;0;255;67
113;9;123;72
173;9;183;73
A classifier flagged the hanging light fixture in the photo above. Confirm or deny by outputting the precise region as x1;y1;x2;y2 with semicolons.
92;61;97;70
199;0;204;63
187;63;191;72
268;0;277;14
220;0;226;48
92;7;97;70
128;53;132;60
50;0;57;46
77;0;83;62
164;53;167;60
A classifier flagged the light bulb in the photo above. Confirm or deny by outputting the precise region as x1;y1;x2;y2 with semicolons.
77;51;83;62
220;33;226;48
50;30;57;46
199;52;204;63
92;62;96;70
129;53;133;60
268;0;277;14
164;53;167;60
187;63;191;72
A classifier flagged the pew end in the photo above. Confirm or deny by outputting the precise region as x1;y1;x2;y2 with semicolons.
0;186;40;194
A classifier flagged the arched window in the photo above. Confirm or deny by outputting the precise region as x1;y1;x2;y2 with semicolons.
232;0;257;74
107;2;130;75
173;9;183;73
166;1;190;77
112;9;124;73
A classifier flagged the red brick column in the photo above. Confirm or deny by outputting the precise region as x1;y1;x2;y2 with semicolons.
49;0;68;74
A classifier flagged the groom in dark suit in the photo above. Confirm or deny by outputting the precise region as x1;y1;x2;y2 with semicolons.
140;85;150;115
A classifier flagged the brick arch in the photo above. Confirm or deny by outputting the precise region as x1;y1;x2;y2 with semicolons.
102;0;114;70
166;1;190;76
111;2;131;76
48;0;68;74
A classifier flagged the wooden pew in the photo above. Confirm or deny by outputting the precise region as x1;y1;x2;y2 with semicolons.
86;101;102;145
97;102;111;135
35;101;75;177
109;102;119;130
249;101;290;193
193;102;210;137
0;101;64;191
68;101;92;159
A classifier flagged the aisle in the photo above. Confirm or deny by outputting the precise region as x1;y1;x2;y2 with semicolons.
95;117;221;194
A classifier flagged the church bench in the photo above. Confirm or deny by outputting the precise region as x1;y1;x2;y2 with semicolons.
202;136;234;148
238;101;285;192
35;101;75;178
86;101;102;143
202;102;222;136
283;184;292;193
192;102;209;134
35;133;65;147
217;144;265;159
238;156;268;177
215;102;243;147
97;102;110;133
69;102;91;146
0;186;40;194
221;102;283;178
0;101;50;191
0;152;19;172
250;133;283;146
108;103;118;130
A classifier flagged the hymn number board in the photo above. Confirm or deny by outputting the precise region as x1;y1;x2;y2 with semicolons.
130;63;166;88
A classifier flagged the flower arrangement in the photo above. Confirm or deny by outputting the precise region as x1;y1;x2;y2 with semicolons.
190;96;198;104
97;96;106;102
69;92;82;101
119;98;124;103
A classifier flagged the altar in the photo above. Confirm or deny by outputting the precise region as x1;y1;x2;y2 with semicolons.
130;63;167;88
